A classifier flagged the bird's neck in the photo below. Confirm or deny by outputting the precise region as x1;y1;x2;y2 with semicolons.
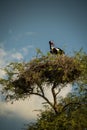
50;45;54;49
51;46;54;49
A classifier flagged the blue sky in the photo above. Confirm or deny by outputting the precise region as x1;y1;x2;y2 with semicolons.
0;0;87;55
0;0;87;130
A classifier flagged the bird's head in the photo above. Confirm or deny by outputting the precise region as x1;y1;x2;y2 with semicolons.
49;41;55;46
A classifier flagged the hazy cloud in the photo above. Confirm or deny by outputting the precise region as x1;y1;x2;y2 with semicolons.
0;97;41;120
0;69;6;78
0;48;7;57
0;47;23;65
0;48;7;69
0;45;34;78
21;45;34;56
10;31;36;42
11;52;23;60
0;84;71;120
25;31;36;36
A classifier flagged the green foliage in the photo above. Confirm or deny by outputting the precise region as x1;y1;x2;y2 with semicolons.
27;106;87;130
0;49;87;129
0;50;87;112
0;62;25;100
27;84;87;130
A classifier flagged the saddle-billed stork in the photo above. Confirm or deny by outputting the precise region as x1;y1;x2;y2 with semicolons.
49;41;65;55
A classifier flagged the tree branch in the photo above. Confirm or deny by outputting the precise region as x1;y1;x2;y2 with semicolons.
51;83;59;114
62;102;81;112
30;92;53;109
55;88;61;96
38;85;45;96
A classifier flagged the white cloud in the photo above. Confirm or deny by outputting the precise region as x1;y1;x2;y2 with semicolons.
0;80;72;122
58;84;72;97
0;69;6;78
0;48;7;58
21;45;34;56
0;84;72;120
0;48;7;78
0;97;42;120
22;47;29;55
0;48;7;68
0;45;34;78
11;52;23;60
42;84;72;103
0;48;24;78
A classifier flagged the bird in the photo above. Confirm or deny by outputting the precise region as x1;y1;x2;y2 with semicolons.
49;41;65;55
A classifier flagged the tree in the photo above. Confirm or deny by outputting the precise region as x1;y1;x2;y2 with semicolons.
0;50;87;129
0;50;86;112
26;83;87;130
26;50;87;130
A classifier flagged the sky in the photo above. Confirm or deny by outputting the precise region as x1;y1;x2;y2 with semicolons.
0;0;87;129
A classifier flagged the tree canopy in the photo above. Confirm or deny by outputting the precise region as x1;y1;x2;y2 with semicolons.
0;50;87;110
0;50;87;120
